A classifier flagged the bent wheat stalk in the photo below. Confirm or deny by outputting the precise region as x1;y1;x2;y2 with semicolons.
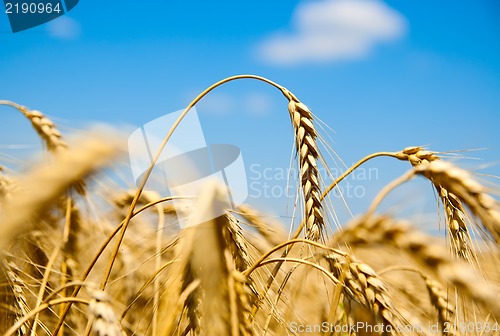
100;76;325;292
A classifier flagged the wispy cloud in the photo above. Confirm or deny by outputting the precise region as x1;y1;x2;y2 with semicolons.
257;0;407;65
195;92;235;115
186;91;275;116
46;16;81;40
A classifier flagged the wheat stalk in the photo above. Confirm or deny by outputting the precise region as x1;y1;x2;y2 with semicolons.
58;198;82;336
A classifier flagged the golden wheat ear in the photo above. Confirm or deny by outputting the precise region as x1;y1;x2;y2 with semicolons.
421;274;455;335
0;259;30;335
394;147;477;261
0;100;66;152
88;289;125;336
0;166;14;201
188;181;233;335
1;100;87;195
168;181;256;336
0;131;125;250
285;91;325;241
325;254;400;333
413;160;500;244
336;214;500;318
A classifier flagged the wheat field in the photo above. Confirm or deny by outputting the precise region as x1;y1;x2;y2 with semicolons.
1;75;500;336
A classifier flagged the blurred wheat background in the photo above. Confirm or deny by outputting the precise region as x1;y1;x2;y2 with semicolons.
1;73;499;335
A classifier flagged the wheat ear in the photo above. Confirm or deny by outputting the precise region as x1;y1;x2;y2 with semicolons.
0;132;124;250
439;188;472;259
1;101;88;196
1;260;30;335
227;251;255;336
0;101;66;152
188;181;233;335
0;166;14;201
88;290;124;336
413;160;500;244
335;214;500;318
395;147;474;260
21;109;67;152
422;274;455;335
325;254;398;335
285;90;324;241
225;212;252;272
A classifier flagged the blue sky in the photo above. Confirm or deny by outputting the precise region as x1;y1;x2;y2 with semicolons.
1;0;499;225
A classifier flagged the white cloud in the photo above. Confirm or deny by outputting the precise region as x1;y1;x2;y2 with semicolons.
46;16;81;40
257;0;407;65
